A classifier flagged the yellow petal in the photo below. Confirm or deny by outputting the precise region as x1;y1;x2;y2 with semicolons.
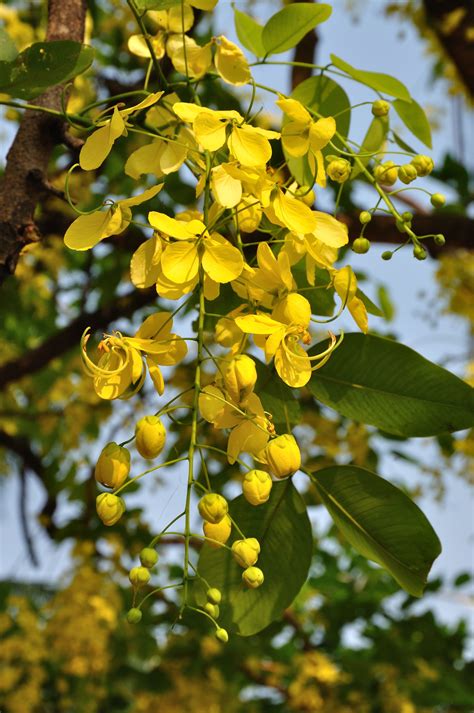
202;234;244;282
275;343;311;388
135;311;173;340
311;211;348;247
155;269;198;300
228;125;272;167
120;184;163;209
128;34;165;59
125;141;165;179
193;111;228;151
203;274;220;301
333;266;357;304
348;296;369;333
148;211;204;239
160;140;187;174
121;92;164;117
235;313;283;335
167;5;194;33
276;97;311;123
166;35;212;79
199;385;227;424
188;0;218;9
215;35;251;86
227;420;269;464
64;206;122;251
173;101;205;123
161;241;200;283
281;121;310;157
273;190;317;234
309;116;336;152
79;106;125;171
146;356;165;395
130;235;162;289
211;164;242;208
265;328;286;361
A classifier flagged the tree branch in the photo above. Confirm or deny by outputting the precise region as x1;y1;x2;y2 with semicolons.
0;0;87;284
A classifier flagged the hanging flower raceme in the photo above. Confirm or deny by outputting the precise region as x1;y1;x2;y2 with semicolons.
199;385;272;464
235;294;340;388
81;312;187;400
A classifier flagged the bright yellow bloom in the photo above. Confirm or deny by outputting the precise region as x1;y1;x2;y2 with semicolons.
242;469;273;506
214;35;251;86
148;210;244;285
173;102;279;167
64;184;162;251
242;566;264;588
267;187;318;234
332;266;369;333
231;537;260;567
203;515;232;546
199;385;270;464
263;434;301;478
95;442;130;489
135;416;166;459
81;312;187;399
217;354;257;403
96;493;125;526
198;493;229;524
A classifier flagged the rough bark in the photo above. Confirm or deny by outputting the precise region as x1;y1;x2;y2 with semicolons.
0;0;87;284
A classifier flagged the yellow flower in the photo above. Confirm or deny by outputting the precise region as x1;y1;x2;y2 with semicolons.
64;184;162;251
203;515;232;546
263;434;301;478
214;35;251;86
173;102;279;167
96;493;125;526
167;35;213;79
242;566;264;588
148;211;244;286
198;493;229;524
199;385;270;464
94;442;130;489
242;469;273;506
81;311;187;399
332;266;369;333
217;354;257;403
135;416;166;459
231;537;260;567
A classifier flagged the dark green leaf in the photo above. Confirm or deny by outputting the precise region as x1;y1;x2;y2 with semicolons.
330;54;411;101
393;98;432;148
311;465;441;596
308;333;474;436
0;27;18;62
196;480;312;636
262;4;332;56
377;284;395;321
233;8;265;57
0;41;94;99
255;360;301;432
351;116;388;178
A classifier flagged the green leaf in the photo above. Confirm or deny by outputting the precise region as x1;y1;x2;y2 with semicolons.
233;8;265;57
262;3;332;56
0;28;18;62
0;41;94;99
392;131;416;154
311;465;441;596
308;333;474;436
356;288;384;318
330;53;411;101
255;360;301;432
286;75;351;186
351;115;388;178
196;480;312;636
377;285;395;321
392;98;432;148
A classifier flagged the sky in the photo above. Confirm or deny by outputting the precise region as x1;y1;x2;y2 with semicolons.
0;0;473;644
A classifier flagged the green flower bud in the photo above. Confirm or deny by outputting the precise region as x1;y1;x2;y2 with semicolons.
242;469;273;506
398;164;418;185
371;99;390;117
231;538;260;568
327;158;351;183
402;211;413;222
126;608;142;623
198;493;228;524
396;219;408;233
96;493;125;526
129;566;151;588
264;434;301;479
139;547;159;568
215;627;229;643
413;244;427;260
431;193;446;208
135;416;166;459
203;515;232;546
204;602;220;618
374;161;398;186
381;251;393;261
352;237;371;254
242;566;265;589
94;442;130;490
207;588;222;604
411;154;434;177
359;211;372;225
434;233;445;246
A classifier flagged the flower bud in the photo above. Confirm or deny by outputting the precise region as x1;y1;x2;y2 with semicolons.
402;211;413;222
215;315;243;348
203;515;232;546
371;99;390;117
198;493;229;524
126;608;142;623
204;602;220;618
398;164;417;185
272;293;311;328
327;158;351;183
129;566;151;588
431;193;445;208
139;547;159;568
207;588;222;604
222;355;257;402
135;416;166;459
242;566;264;589
96;493;125;526
411;154;434;177
352;237;370;254
359;211;372;224
242;469;273;506
374;161;398;186
264;434;301;479
413;244;427;260
215;627;228;643
434;233;445;246
231;537;260;568
94;442;130;489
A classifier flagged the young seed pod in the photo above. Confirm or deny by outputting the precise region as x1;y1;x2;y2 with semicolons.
135;416;166;459
129;566;151;588
398;164;418;185
264;434;301;479
126;608;142;624
411;154;434;177
207;588;222;605
204;602;220;618
96;493;125;526
139;547;159;568
215;627;229;643
413;244;427;260
95;442;130;489
434;233;445;246
203;515;232;546
242;566;265;589
198;493;229;524
231;538;260;568
242;469;273;506
381;251;393;261
371;99;390;117
352;237;371;254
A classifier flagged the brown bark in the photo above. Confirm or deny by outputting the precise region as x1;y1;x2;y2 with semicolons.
291;0;319;90
0;0;87;284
